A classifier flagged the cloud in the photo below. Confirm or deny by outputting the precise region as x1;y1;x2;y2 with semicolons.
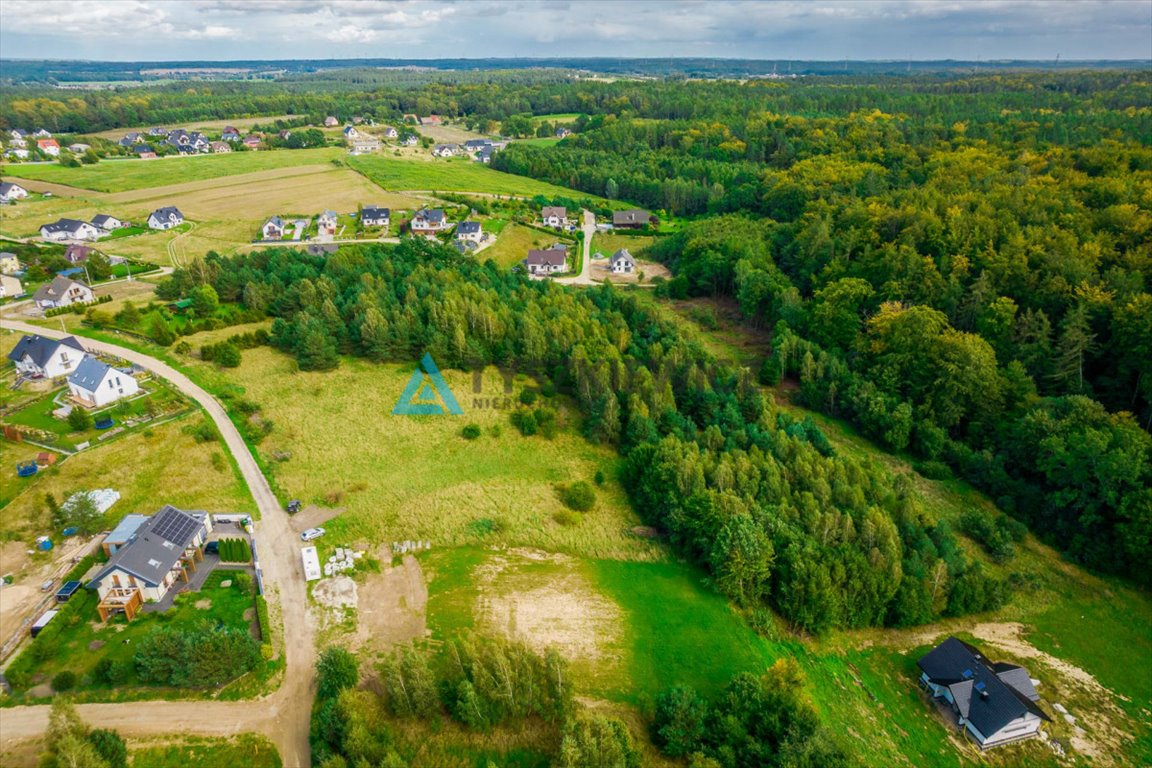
325;25;378;44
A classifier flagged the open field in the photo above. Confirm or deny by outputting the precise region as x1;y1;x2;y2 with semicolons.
530;113;581;124
347;154;609;199
414;123;492;144
80;115;301;141
127;734;282;768
480;222;574;269
589;232;658;258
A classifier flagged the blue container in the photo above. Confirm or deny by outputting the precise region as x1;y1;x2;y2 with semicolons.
62;527;79;537
36;538;53;552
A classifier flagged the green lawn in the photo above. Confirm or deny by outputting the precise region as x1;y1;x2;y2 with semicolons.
346;154;607;200
530;113;581;123
2;148;344;192
129;734;281;768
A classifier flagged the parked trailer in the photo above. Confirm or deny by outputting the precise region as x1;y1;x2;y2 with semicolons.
55;580;82;602
301;546;321;582
30;610;59;638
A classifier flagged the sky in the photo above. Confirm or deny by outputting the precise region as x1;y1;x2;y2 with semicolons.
0;0;1149;62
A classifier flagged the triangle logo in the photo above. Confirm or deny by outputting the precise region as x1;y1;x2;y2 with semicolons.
392;353;464;415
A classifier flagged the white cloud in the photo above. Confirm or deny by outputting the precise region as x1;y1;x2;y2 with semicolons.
326;25;378;44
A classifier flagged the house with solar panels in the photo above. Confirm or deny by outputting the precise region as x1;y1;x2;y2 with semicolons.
918;637;1050;749
88;505;213;621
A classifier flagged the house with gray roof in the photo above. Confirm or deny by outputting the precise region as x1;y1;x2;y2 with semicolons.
262;216;286;240
541;206;568;228
33;275;95;310
918;637;1050;749
456;221;483;243
523;244;569;276
68;357;140;408
411;208;448;234
7;334;87;378
360;206;390;228
88;505;212;621
0;181;29;203
40;218;100;241
147;206;184;230
612;209;654;229
90;214;124;232
610;248;635;274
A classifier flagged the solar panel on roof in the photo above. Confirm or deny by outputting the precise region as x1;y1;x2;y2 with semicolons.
962;669;973;679
975;681;986;691
151;507;199;545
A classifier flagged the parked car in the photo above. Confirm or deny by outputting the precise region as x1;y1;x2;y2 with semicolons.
300;527;325;541
205;540;219;555
287;499;302;514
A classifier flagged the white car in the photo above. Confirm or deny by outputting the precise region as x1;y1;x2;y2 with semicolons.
300;527;326;541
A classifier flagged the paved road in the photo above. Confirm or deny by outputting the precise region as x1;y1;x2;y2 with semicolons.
0;320;315;767
554;209;597;286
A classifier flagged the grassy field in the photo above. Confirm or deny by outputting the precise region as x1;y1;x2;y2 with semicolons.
590;233;658;259
529;113;581;124
81;115;301;141
128;734;281;768
347;154;608;200
482;223;575;269
2;148;344;193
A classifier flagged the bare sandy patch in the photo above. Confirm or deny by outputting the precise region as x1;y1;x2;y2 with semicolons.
289;505;344;534
353;553;428;649
314;575;358;613
193;599;212;610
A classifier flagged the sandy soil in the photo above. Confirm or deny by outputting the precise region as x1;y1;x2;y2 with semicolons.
590;258;670;285
353;553;427;648
288;504;344;534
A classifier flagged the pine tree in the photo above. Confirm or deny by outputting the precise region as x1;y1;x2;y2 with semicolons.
1051;304;1096;393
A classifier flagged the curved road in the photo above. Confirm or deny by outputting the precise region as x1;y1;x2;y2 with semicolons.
554;209;597;286
0;320;314;767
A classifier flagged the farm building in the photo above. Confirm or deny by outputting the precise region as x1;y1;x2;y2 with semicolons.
33;276;95;309
349;137;381;154
147;206;184;230
7;334;87;378
918;637;1051;750
323;116;339;127
67;357;140;408
88;505;213;621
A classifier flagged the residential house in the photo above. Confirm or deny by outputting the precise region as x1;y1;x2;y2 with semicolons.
382;126;399;139
278;129;292;141
32;129;52;138
522;245;569;275
148;127;169;137
132;144;157;159
918;637;1050;750
410;208;448;234
456;221;483;243
91;214;124;232
37;139;60;157
221;126;241;142
119;132;142;147
88;505;213;621
68;357;140;408
101;514;150;556
33;276;95;309
4;148;30;160
541;206;569;228
421;115;443;126
463;139;492;152
432;143;459;158
343;125;360;140
0;274;24;298
68;143;91;154
40;218;101;241
242;135;262;149
612;209;654;229
323;116;339;127
65;244;94;263
262;216;286;240
349;137;381;154
0;252;20;273
9;129;27;141
7;334;87;378
147;207;184;230
187;131;209;151
209;140;232;153
401;134;419;147
610;249;635;273
476;146;494;164
317;210;338;236
555;127;572;138
360;206;390;228
9;135;27;149
0;181;29;203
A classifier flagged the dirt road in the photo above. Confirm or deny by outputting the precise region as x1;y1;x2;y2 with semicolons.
554;209;597;286
0;319;315;767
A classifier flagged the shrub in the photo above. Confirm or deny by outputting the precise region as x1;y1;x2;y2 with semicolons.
461;424;482;440
553;510;582;527
535;407;558;438
594;470;605;486
67;407;93;432
559;481;596;512
519;388;537;406
51;671;77;691
510;409;537;436
914;460;952;480
88;729;128;768
316;647;359;700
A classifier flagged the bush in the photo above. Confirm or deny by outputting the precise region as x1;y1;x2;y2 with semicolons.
51;670;77;691
535;407;558;438
67;407;93;432
519;388;537;406
594;470;605;486
914;460;952;480
461;423;482;440
559;481;596;512
510;409;537;436
316;647;359;700
553;510;582;526
88;729;128;768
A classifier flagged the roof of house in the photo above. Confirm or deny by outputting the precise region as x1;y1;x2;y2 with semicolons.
524;249;568;268
91;214;119;228
68;357;119;391
7;334;85;366
132;144;155;154
613;209;652;225
918;637;1050;738
65;244;92;262
105;514;150;545
33;275;90;304
361;206;390;220
41;218;93;235
457;221;482;235
541;206;567;219
611;248;634;264
149;206;183;222
0;181;25;196
265;216;285;229
88;505;207;589
463;139;493;149
415;208;445;223
319;209;337;219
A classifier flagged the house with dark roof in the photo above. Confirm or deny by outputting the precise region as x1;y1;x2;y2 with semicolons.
318;210;338;236
918;637;1050;749
65;244;94;264
147;206;184;230
0;181;29;203
612;209;654;229
7;334;87;378
523;244;569;276
432;143;459;158
68;357;140;408
610;248;635;274
456;221;483;243
262;216;286;240
343;125;360;139
90;214;124;232
541;206;568;228
33;276;95;310
88;505;212;621
360;207;390;228
40;218;100;242
132;144;157;158
411;208;448;234
221;126;241;142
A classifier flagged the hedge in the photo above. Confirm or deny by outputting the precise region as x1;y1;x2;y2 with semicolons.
44;294;112;317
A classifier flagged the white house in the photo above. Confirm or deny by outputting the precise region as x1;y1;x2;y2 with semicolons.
0;252;20;274
523;245;569;275
401;134;419;147
68;357;140;407
456;221;483;243
0;181;29;203
147;206;184;230
343;125;360;139
918;637;1050;750
91;214;124;232
262;216;286;240
411;208;448;234
4;148;29;160
323;116;339;127
0;274;24;298
32;129;52;139
33;276;95;309
68;143;91;154
360;206;390;228
7;334;87;378
610;249;635;273
349;137;380;154
317;210;338;236
541;206;568;228
37;139;60;157
88;505;213;621
382;126;399;139
432;144;458;158
40;219;100;241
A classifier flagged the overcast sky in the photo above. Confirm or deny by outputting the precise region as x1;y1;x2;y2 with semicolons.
0;0;1149;62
